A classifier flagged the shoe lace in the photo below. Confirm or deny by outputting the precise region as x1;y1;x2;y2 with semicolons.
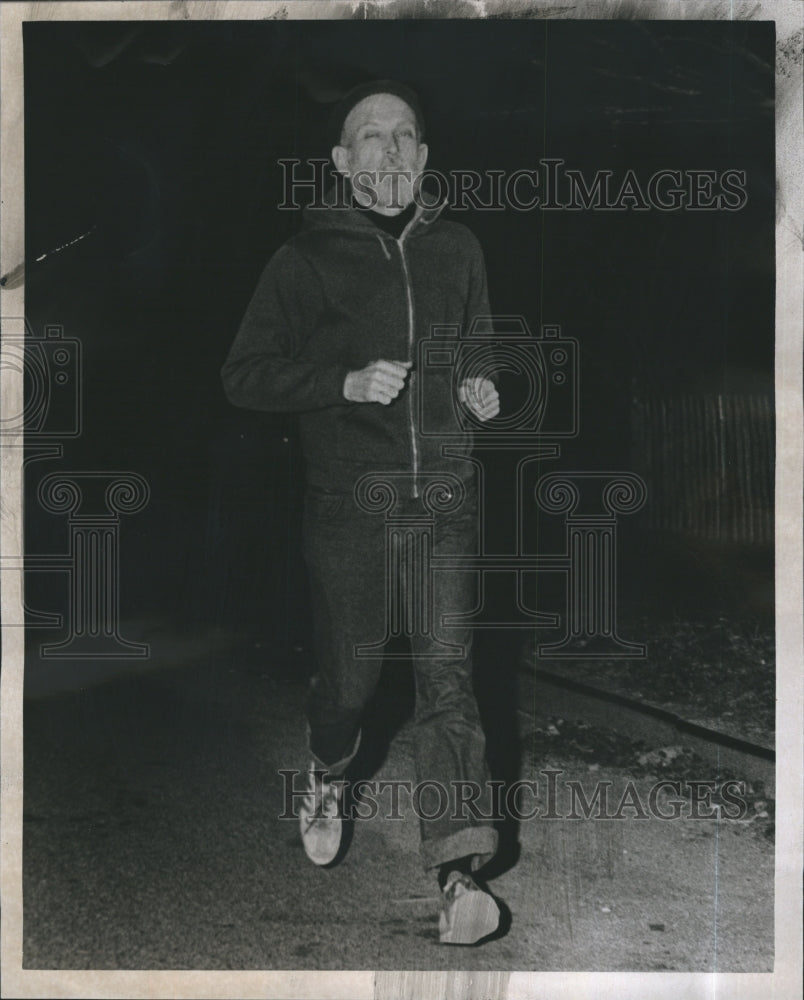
443;872;473;903
302;777;341;831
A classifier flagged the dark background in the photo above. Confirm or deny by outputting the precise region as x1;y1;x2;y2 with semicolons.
22;18;775;644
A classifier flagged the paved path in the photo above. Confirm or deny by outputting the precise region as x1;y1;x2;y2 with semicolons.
22;629;773;971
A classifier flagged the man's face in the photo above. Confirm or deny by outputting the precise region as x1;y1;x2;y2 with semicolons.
332;93;428;214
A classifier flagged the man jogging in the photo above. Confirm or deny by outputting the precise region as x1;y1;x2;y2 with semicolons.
222;79;502;945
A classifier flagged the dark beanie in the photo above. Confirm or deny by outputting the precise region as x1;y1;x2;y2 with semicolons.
328;79;425;148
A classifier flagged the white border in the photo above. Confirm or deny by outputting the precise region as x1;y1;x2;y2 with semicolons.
2;2;801;998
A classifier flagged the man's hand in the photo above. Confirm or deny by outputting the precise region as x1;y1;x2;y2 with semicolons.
343;360;412;405
458;378;500;421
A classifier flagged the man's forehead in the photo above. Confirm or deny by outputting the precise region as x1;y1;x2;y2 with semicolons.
345;93;418;129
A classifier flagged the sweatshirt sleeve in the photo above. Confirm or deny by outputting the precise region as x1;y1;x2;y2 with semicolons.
221;244;351;413
464;231;491;331
463;231;499;387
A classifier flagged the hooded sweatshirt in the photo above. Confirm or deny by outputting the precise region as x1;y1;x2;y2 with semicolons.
221;196;491;496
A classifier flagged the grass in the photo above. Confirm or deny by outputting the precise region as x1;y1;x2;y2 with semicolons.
532;613;775;747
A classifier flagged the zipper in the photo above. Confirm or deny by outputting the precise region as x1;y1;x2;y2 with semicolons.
396;229;419;499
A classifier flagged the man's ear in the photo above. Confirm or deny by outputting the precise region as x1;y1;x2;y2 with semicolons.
416;143;429;172
332;145;350;176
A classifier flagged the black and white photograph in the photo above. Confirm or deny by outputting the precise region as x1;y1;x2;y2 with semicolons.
1;2;801;998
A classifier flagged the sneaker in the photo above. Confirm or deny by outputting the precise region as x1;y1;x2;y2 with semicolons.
299;764;344;866
438;871;500;945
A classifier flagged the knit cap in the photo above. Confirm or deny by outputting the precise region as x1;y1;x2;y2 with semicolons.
328;79;425;148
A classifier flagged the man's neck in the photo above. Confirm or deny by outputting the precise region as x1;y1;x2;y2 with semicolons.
354;198;417;239
351;191;410;216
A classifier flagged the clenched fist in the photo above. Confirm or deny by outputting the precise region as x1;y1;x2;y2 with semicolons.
458;378;500;421
343;360;412;405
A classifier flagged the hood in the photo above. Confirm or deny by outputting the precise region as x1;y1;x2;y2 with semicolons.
301;183;447;237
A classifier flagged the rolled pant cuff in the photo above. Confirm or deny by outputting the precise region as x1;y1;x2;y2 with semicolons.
420;825;498;873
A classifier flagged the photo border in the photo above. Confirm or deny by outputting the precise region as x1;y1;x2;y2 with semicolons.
1;2;801;998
